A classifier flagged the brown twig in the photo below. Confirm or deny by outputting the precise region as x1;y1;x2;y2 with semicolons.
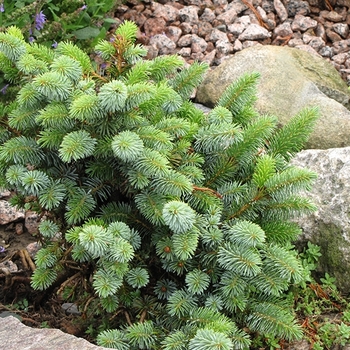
241;0;269;29
18;250;29;270
0;251;16;264
325;0;333;11
139;309;147;323
21;317;41;326
192;185;223;199
280;34;293;46
272;34;293;46
11;276;31;284
0;266;11;288
21;249;36;272
83;296;95;313
228;192;265;220
109;308;124;321
124;310;133;326
89;71;109;83
56;271;81;296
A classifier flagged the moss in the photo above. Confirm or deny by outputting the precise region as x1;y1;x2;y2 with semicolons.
291;48;350;109
313;222;350;293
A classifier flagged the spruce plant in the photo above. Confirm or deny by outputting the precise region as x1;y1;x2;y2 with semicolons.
0;22;319;349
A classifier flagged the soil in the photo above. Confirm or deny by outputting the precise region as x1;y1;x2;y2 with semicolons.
0;226;92;342
0;227;36;256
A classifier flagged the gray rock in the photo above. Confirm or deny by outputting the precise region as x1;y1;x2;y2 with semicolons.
0;311;21;320
319;45;334;58
62;303;81;316
178;6;199;24
233;39;243;51
286;0;310;17
15;222;24;235
216;39;233;55
202;49;217;65
183;0;202;5
200;8;216;22
333;39;350;55
149;34;176;55
228;22;247;36
294;43;321;56
166;26;182;43
26;241;42;257
291;14;317;32
195;45;350;149
274;22;293;37
0;260;18;273
191;35;208;52
193;103;212;114
213;0;228;5
323;10;344;23
25;210;40;235
178;33;194;47
153;3;179;22
116;0;350;88
216;8;238;25
337;0;350;6
291;147;350;293
238;23;271;41
256;6;268;24
332;53;349;65
333;23;349;39
274;0;288;22
226;0;248;15
0;200;25;225
0;190;11;199
306;36;325;52
208;28;229;42
178;47;191;57
0;316;110;349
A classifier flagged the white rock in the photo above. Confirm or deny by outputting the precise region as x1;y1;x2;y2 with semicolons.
149;34;176;55
238;24;271;41
292;147;350;293
0;200;25;225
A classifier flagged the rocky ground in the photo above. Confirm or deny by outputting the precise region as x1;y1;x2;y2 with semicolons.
113;0;350;84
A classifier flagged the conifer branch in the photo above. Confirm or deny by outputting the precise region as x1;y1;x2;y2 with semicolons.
192;185;223;199
0;23;318;349
228;190;265;220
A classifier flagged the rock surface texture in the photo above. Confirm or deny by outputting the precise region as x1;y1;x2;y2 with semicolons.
0;316;110;350
291;147;350;293
117;0;350;83
117;0;350;150
195;45;350;149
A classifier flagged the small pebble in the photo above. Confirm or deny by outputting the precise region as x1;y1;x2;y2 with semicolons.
0;260;18;273
26;242;42;257
61;303;81;316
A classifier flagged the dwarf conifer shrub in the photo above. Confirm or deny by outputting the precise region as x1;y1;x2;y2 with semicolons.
0;22;319;349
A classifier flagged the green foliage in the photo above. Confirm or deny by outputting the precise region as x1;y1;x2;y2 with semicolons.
280;243;350;349
0;0;121;47
0;0;125;100
97;329;129;349
0;21;320;349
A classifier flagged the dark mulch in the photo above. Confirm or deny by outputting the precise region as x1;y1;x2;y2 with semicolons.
0;227;94;342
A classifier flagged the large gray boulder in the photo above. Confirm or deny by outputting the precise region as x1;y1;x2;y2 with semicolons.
0;315;110;350
195;45;350;149
291;147;350;293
